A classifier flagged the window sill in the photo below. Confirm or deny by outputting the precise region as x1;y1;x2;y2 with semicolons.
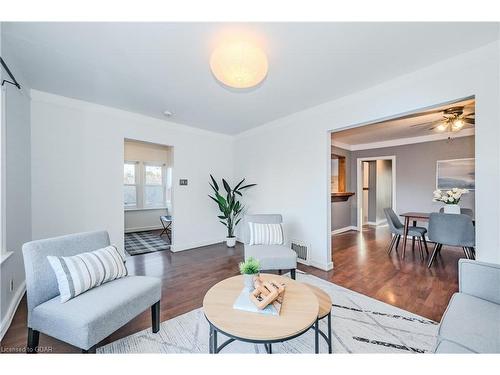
0;251;14;266
125;207;168;212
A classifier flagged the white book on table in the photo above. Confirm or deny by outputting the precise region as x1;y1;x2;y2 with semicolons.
232;288;278;316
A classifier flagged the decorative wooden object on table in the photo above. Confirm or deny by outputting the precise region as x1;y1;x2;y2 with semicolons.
203;274;319;353
250;276;285;313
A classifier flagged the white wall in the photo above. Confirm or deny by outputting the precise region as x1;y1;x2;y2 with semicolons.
124;140;172;233
0;28;32;339
235;41;500;269
31;91;234;253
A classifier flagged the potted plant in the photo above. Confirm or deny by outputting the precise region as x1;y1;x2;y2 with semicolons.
209;175;256;247
239;257;260;290
433;188;469;214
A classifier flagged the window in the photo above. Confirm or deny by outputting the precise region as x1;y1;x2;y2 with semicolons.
144;164;165;208
123;162;138;208
123;162;168;209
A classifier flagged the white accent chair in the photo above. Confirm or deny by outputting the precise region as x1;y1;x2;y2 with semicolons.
243;214;297;279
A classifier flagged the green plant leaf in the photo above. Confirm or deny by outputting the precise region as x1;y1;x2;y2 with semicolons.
238;183;257;190
210;175;219;191
234;178;245;191
222;179;231;194
218;215;228;219
234;191;242;196
219;220;228;226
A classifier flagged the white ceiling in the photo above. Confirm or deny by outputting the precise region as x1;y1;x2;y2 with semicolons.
332;98;475;146
2;22;498;134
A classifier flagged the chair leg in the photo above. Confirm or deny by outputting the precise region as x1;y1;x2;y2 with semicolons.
387;235;397;255
27;328;40;354
394;235;401;252
412;236;415;252
290;269;296;280
469;247;476;260
427;243;440;268
152;301;160;333
417;238;424;261
422;236;429;255
462;247;471;259
82;345;97;354
278;269;282;275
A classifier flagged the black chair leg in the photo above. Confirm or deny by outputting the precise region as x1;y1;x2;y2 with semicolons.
290;269;296;280
422;236;429;255
427;243;440;268
314;319;319;354
469;247;476;260
387;235;397;255
412;236;416;252
82;345;97;354
27;328;39;354
394;235;401;252
152;301;160;333
417;238;424;261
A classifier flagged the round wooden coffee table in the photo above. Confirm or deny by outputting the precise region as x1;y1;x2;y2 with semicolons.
203;274;319;354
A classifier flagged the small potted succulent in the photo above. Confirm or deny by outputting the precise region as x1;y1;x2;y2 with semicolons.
239;257;260;290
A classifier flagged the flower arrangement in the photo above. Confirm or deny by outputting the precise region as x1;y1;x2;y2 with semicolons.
433;188;469;205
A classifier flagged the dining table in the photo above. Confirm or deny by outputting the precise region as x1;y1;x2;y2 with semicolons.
399;211;475;259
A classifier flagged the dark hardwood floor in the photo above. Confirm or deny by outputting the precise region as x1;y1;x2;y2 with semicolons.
1;225;460;353
303;225;460;322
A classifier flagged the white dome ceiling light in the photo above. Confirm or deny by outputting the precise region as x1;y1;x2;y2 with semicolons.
210;41;268;89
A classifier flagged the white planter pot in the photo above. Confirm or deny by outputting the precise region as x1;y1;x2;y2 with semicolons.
243;273;257;290
226;236;236;247
444;204;460;214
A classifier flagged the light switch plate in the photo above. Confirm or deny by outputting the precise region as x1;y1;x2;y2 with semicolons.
179;179;188;186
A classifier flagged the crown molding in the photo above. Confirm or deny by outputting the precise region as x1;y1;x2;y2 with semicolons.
332;128;474;152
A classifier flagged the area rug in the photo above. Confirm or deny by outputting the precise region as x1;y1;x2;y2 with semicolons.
98;272;439;353
124;231;170;256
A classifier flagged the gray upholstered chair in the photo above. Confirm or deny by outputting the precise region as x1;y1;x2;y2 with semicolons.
384;208;428;260
22;231;162;353
439;207;474;218
243;214;297;279
435;259;500;353
427;213;476;268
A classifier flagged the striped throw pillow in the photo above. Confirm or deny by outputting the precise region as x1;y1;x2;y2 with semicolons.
47;245;128;303
248;222;284;245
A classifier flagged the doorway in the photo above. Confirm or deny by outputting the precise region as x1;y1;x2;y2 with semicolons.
356;156;396;230
123;139;173;256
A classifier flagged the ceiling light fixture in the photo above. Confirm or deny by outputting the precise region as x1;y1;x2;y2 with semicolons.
210;41;268;89
163;110;173;117
436;123;448;132
452;118;464;131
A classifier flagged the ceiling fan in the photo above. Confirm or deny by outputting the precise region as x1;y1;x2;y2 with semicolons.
408;105;475;133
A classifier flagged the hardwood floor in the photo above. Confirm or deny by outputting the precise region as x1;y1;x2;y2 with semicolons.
302;225;460;322
1;226;460;353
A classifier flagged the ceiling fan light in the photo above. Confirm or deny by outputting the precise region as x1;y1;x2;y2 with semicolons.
452;118;464;131
436;123;448;132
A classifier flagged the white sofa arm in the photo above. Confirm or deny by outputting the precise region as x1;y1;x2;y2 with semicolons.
459;259;500;304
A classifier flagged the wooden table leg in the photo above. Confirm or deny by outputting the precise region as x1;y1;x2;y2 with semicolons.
402;217;410;259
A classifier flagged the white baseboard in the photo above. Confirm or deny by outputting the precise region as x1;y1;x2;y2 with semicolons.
309;260;334;271
170;238;227;252
331;226;357;235
0;280;26;341
125;225;163;233
366;219;387;226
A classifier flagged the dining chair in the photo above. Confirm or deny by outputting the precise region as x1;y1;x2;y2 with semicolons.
439;207;474;218
384;208;429;260
427;213;476;268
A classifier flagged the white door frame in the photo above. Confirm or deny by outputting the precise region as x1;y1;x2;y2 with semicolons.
356;156;396;230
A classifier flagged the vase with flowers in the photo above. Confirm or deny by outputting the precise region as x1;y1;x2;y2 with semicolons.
433;188;469;214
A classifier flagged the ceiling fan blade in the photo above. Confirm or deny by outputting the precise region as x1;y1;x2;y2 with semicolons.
409;120;443;128
388;108;445;122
